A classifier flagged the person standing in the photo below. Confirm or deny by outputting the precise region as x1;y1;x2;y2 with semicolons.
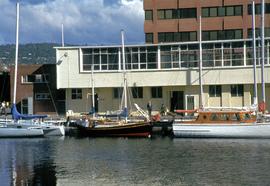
1;101;7;116
147;101;152;119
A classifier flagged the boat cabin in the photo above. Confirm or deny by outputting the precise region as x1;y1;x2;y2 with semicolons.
192;111;256;124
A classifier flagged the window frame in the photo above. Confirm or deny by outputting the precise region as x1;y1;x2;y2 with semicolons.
71;89;82;100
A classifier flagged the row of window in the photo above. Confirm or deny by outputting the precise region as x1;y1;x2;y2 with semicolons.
156;8;196;20
81;41;270;71
247;3;270;15
145;3;270;20
21;74;49;84
154;29;242;43
70;85;244;100
202;6;242;17
209;85;243;97
146;28;270;43
202;30;243;41
158;32;197;43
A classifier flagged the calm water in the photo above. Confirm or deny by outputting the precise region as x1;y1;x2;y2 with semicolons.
1;136;270;186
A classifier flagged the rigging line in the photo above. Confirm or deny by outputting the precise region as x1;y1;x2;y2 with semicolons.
41;66;58;116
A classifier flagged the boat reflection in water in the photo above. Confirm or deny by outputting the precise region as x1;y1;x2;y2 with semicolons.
0;138;58;185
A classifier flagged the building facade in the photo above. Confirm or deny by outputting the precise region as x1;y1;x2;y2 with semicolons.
9;64;65;115
55;0;270;115
55;37;270;114
144;0;270;43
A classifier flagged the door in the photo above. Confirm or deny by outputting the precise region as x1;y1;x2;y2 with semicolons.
186;95;195;110
186;95;195;116
21;97;33;114
170;91;184;111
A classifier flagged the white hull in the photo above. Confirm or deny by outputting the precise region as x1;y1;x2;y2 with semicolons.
42;125;65;136
1;120;65;136
0;126;44;138
173;122;270;138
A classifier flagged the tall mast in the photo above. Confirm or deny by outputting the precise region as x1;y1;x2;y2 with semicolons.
261;0;266;106
13;2;20;105
121;30;128;122
91;64;95;118
199;16;204;109
61;23;65;47
252;1;258;106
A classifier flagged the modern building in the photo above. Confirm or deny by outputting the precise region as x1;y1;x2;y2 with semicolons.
144;0;270;43
55;0;270;114
9;64;65;115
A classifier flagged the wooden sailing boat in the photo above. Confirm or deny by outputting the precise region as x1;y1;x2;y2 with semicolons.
173;12;270;138
76;30;152;137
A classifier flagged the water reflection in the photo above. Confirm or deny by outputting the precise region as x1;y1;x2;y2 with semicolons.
1;137;270;185
0;138;58;185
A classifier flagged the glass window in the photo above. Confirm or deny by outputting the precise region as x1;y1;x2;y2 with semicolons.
190;32;197;41
210;113;219;121
180;8;197;18
145;33;153;43
235;30;243;39
113;88;123;99
157;10;165;19
202;31;210;41
145;10;153;20
218;7;225;16
231;85;243;97
158;33;165;43
226;6;234;16
266;3;270;13
210;31;218;40
209;85;221;97
202;8;209;17
132;87;143;98
151;87;162;98
165;10;173;19
234;6;242;16
71;89;82;99
210;7;218;17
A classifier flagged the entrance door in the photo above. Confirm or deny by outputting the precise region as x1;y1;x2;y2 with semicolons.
170;91;184;111
21;97;33;114
186;96;195;110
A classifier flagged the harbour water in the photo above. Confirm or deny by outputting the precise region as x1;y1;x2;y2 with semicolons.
1;136;270;186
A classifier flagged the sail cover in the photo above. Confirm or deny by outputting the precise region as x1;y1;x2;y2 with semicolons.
12;104;47;120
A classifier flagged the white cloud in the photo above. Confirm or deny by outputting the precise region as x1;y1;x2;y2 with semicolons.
0;0;144;45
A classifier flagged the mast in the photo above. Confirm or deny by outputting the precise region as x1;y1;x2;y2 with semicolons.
61;23;65;47
13;2;20;105
261;0;266;106
199;16;204;109
91;64;95;118
252;1;258;106
121;30;128;122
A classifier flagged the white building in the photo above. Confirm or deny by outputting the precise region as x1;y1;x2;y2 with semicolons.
55;38;270;114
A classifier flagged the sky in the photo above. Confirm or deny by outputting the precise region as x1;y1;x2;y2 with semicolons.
0;0;145;45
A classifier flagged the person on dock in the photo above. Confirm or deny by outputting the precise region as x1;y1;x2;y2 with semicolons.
147;101;152;120
160;104;167;116
1;101;7;116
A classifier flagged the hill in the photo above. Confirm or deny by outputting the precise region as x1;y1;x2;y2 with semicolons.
0;43;61;65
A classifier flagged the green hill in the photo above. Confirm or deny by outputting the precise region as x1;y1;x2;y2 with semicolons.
0;43;61;65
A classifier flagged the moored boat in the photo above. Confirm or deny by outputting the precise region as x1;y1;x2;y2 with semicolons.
77;118;152;137
173;109;270;138
0;126;44;138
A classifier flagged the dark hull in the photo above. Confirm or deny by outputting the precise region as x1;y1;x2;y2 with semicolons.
77;122;152;137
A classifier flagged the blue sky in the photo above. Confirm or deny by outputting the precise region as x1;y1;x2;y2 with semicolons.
1;0;144;45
